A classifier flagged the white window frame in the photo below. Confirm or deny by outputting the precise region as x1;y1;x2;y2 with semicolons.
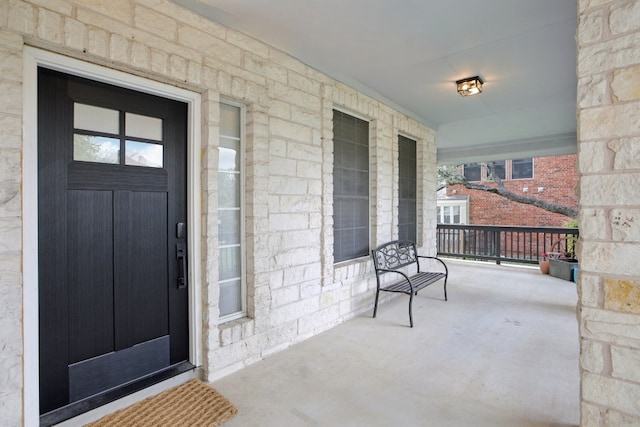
510;158;535;180
218;100;247;322
436;199;469;225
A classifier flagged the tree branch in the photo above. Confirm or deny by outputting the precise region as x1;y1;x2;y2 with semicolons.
444;175;578;218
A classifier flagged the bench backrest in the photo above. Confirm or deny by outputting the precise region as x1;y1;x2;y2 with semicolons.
371;240;418;272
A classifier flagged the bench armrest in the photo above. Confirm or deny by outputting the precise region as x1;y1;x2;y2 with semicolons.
416;255;449;276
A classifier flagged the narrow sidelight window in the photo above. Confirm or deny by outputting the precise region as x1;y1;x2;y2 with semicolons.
398;135;417;242
333;110;370;263
218;103;245;320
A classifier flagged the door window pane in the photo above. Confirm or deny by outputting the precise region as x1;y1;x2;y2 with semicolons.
73;134;120;164
125;113;162;141
74;103;119;134
125;140;163;168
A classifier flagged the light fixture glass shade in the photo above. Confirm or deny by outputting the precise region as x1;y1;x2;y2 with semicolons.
456;76;484;96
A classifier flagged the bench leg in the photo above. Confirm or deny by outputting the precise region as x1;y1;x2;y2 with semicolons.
373;288;380;318
444;278;448;301
408;292;414;328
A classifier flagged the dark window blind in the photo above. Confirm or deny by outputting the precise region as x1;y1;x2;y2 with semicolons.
464;163;482;181
333;110;369;262
512;158;534;179
398;135;417;243
486;160;506;180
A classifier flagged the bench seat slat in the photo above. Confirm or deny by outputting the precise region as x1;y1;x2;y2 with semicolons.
381;271;446;293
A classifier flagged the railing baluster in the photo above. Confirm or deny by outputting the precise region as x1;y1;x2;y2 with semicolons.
435;224;578;265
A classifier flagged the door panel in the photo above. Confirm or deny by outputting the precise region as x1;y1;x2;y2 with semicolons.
68;190;114;363
114;190;169;349
38;67;189;415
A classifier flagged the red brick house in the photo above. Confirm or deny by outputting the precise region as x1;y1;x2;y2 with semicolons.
438;154;578;227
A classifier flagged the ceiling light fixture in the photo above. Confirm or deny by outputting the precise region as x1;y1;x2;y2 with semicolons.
456;76;484;96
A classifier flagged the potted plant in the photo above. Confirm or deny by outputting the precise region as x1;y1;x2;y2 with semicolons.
548;237;578;281
539;253;550;274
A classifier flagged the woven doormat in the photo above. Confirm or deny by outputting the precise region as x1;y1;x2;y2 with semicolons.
86;379;238;427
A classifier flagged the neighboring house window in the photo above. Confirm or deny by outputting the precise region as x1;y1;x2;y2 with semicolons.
511;158;533;179
398;135;417;243
446;206;458;223
333;110;369;263
486;160;506;181
438;205;461;224
465;158;533;182
218;103;245;320
464;163;481;181
436;201;468;224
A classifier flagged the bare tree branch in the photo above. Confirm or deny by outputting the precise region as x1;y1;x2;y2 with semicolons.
438;165;578;218
486;161;503;187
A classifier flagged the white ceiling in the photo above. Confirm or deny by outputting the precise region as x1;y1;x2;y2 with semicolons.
173;0;578;164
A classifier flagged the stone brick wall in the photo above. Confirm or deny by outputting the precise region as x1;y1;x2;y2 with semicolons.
0;24;25;427
447;154;579;227
577;0;640;425
0;1;436;424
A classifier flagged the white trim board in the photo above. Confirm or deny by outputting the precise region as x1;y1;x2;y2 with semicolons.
22;47;203;426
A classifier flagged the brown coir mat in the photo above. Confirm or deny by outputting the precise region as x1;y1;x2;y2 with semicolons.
86;379;238;427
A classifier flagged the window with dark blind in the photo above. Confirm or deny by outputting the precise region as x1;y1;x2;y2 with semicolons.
333;110;369;263
463;163;481;181
512;158;533;179
486;160;506;181
398;135;417;243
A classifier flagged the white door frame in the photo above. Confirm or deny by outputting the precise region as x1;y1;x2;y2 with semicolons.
22;47;203;426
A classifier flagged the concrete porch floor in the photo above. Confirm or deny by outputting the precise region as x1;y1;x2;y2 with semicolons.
213;259;580;427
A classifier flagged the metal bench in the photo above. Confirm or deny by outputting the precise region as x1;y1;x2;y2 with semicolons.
371;240;448;327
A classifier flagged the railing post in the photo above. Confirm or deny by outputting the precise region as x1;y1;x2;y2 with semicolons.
495;230;501;265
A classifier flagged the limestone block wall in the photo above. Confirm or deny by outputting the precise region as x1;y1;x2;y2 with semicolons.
577;0;640;425
0;23;24;427
0;0;437;424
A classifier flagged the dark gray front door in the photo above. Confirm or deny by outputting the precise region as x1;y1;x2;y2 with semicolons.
37;68;189;415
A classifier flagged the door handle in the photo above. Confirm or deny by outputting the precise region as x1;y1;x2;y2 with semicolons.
176;242;187;289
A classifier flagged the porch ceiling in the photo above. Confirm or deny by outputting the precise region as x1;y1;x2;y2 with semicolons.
173;0;577;165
